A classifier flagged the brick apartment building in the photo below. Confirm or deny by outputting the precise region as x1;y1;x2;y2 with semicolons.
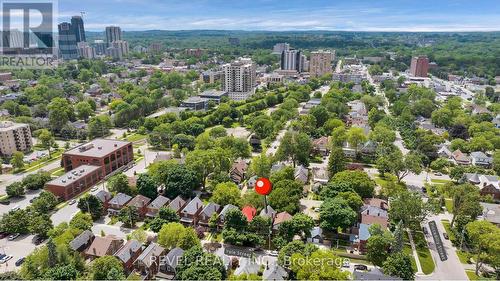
62;139;133;175
45;165;103;200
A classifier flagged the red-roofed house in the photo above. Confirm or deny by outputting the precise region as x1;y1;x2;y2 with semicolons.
242;206;257;222
273;211;292;231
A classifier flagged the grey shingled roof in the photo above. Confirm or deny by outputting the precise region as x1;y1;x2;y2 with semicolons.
168;196;186;212
109;193;132;206
115;239;142;263
148;195;170;210
95;190;112;203
69;230;94;251
219;204;238;220
201;202;221;218
181;197;203;216
136;242;165;267
165;247;184;269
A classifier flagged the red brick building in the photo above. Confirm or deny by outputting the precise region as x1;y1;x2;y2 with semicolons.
45;165;103;200
62;139;133;176
410;56;429;77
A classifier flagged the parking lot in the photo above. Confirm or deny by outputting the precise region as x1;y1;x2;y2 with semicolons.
0;234;39;273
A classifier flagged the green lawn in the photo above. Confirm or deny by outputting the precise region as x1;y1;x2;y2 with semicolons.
465;270;496;280
413;231;435;275
441;219;457;243
126;133;147;142
20;149;63;173
445;198;453;213
403;245;418;273
456;250;471;264
431;178;452;184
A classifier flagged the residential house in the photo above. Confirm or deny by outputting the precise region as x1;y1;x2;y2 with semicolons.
218;204;239;228
230;159;248;184
180;197;204;225
134;243;166;280
493;115;500;129
127;194;152;218
234;258;261;276
312;136;330;156
480;203;500;226
271;162;285;173
461;173;500;200
260;205;277;220
273;212;292;231
85;235;124;259
360;205;389;228
95;190;112;211
437;145;453;159
360;140;377;156
263;264;288;281
146;195;170;218
363;198;389;211
247;176;258;189
108;193;133;215
161;247;184;274
168;196;187;214
69;230;94;252
294;165;309;185
312;167;329;185
452;149;471;165
470;104;491;115
470;151;493;168
307;226;324;244
198;202;221;229
115;239;143;272
242;206;257;222
353;271;402;280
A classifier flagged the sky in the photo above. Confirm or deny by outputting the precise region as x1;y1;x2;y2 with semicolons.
55;0;500;32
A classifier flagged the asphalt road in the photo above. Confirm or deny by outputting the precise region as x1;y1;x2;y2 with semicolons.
418;214;468;280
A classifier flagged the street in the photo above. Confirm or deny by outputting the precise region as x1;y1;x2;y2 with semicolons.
418;213;468;280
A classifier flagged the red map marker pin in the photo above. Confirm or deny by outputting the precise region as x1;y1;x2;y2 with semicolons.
255;177;272;195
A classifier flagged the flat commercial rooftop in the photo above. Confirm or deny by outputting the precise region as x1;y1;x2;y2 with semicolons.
47;165;101;187
64;139;131;158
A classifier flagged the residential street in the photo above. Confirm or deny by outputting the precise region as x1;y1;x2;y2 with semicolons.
418;213;468;280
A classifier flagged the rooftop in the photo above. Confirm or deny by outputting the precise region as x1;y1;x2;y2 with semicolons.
46;165;101;187
0;121;28;131
64;139;131;158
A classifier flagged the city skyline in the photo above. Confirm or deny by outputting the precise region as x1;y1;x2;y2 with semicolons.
57;0;500;32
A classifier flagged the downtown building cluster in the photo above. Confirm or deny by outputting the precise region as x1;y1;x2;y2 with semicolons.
58;16;129;61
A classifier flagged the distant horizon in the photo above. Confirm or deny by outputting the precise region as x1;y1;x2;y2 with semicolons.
82;29;500;33
56;0;500;32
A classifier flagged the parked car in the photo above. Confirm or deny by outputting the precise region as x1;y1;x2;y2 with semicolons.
8;233;20;241
11;205;20;212
0;199;10;205
342;260;350;268
443;233;449;240
91;187;98;192
434;172;443;176
354;264;368;271
15;257;25;266
268;250;279;257
0;232;8;239
33;236;45;245
0;255;13;264
68;199;76;205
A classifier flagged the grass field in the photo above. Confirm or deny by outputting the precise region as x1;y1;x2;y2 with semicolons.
456;250;471;264
465;270;496;280
431;178;452;184
441;219;457;243
126;133;147;142
445;198;453;213
403;245;418;272
413;231;435;275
